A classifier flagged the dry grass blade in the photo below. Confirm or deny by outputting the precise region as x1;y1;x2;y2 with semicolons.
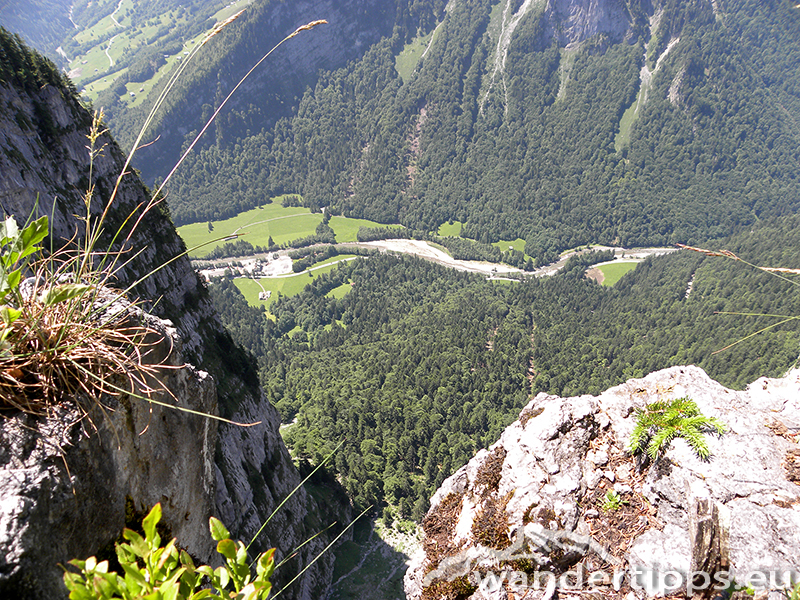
677;242;800;355
0;13;329;427
156;19;328;195
677;243;800;276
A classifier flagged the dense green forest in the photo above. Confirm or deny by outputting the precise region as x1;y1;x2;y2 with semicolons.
163;0;800;263
209;215;800;518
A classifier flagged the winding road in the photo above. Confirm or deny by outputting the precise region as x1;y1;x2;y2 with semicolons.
104;34;118;67
103;0;125;68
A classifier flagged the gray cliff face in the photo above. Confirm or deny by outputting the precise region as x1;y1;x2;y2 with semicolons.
405;365;800;600
0;61;341;599
543;0;660;48
0;77;212;363
543;0;637;47
215;395;340;600
0;308;218;599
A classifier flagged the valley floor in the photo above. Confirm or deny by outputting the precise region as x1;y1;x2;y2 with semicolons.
193;240;678;282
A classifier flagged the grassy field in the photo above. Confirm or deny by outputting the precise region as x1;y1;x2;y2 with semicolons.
331;541;362;582
557;47;579;101
326;282;353;299
69;0;249;104
178;203;319;257
437;221;463;237
614;95;640;152
329;216;404;242
426;241;452;255
615;75;650;152
232;258;356;308
118;28;209;108
597;261;638;286
559;243;598;256
493;238;532;259
327;519;414;600
395;28;436;82
314;255;358;269
178;203;396;257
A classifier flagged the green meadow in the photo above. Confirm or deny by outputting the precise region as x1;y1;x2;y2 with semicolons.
597;261;638;286
329;216;404;242
437;221;463;237
395;27;437;82
178;203;315;257
326;281;354;299
178;202;396;257
492;238;532;260
232;257;358;308
70;0;249;104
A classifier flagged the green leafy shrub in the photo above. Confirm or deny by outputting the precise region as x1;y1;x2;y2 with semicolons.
627;397;727;461
63;503;275;600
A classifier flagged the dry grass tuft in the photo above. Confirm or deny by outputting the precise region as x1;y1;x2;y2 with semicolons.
0;280;164;416
1;12;332;424
519;405;544;426
422;492;464;568
471;491;512;550
420;575;477;600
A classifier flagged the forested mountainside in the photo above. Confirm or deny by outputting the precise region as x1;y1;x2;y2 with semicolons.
91;0;447;173
0;0;73;55
160;0;800;263
210;215;800;518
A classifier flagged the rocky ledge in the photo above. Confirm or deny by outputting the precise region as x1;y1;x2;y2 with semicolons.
405;365;800;600
0;305;218;599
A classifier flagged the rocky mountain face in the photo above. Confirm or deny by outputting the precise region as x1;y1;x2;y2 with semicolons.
542;0;642;47
0;38;347;599
405;365;800;599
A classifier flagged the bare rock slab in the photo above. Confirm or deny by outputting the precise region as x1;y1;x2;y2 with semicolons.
406;366;800;600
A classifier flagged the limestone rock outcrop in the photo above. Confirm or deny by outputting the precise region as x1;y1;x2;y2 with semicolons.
405;365;800;599
543;0;638;48
0;309;218;599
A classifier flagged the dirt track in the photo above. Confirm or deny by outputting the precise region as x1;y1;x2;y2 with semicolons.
349;240;524;276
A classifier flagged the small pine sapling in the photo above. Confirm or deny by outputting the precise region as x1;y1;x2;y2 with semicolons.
600;490;628;512
627;397;727;461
